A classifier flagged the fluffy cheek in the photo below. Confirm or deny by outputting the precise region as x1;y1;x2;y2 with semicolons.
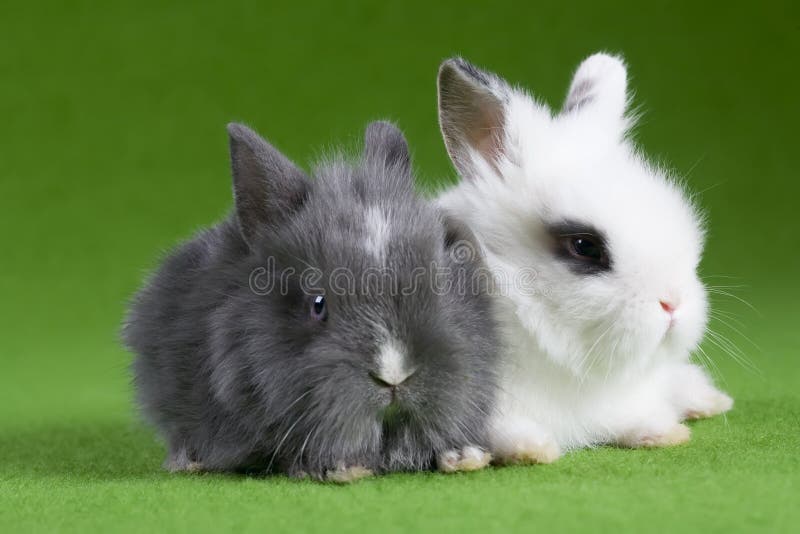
535;277;628;367
671;282;708;352
297;369;384;471
619;304;671;359
404;370;491;450
621;282;708;360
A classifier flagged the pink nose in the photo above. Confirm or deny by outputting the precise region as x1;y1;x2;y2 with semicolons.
660;300;676;314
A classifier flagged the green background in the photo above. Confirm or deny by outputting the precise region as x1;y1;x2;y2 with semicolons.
1;1;798;532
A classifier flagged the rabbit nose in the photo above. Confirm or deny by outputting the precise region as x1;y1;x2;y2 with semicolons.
369;368;416;388
659;300;677;314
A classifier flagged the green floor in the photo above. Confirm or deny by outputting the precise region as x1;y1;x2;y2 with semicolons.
1;1;798;532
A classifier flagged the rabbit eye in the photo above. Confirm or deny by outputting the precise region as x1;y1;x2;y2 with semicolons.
568;236;605;262
310;295;327;321
560;234;610;271
548;221;611;274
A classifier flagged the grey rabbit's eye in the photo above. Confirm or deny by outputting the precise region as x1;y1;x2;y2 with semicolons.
310;295;327;321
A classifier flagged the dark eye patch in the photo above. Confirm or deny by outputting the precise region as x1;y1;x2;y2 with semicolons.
546;220;612;275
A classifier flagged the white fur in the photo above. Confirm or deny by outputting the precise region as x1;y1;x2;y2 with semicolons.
376;339;414;386
364;206;391;261
437;53;733;461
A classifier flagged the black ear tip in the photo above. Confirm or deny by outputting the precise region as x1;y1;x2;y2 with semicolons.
439;57;464;81
439;57;461;70
439;57;490;88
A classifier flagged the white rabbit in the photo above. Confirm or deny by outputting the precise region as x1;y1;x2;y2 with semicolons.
436;53;733;463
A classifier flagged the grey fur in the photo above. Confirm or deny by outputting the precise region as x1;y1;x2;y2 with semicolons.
122;121;498;479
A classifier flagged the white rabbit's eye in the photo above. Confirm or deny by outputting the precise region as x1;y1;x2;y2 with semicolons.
570;237;604;261
310;295;327;321
561;235;610;271
548;221;611;274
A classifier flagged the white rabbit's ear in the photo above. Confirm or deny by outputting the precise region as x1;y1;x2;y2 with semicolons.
438;58;510;180
563;53;629;127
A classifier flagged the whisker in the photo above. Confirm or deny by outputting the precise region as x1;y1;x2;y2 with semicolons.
706;284;749;290
294;419;321;473
603;336;621;387
579;323;614;385
708;313;761;351
709;308;746;326
706;289;760;315
694;344;727;388
266;414;306;473
271;389;314;424
704;330;762;376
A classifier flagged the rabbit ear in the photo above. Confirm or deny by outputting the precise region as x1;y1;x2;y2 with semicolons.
438;58;510;180
363;121;411;177
563;53;628;126
227;123;309;248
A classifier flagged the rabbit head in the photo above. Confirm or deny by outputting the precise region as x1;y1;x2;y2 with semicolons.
437;54;707;378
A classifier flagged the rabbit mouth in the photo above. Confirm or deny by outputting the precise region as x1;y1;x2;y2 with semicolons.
379;402;415;434
380;402;404;423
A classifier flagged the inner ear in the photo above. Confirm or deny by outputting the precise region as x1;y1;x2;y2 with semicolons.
562;53;628;122
564;78;596;112
438;58;508;179
463;93;505;165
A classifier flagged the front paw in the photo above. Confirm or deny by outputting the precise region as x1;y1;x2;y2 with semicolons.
494;437;561;465
491;420;562;465
684;390;734;420
324;464;374;484
671;363;733;421
164;447;205;473
165;460;205;473
617;422;691;448
437;446;492;473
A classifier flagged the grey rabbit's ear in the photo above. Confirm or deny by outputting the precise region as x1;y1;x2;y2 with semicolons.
227;123;310;247
363;121;411;176
438;57;510;180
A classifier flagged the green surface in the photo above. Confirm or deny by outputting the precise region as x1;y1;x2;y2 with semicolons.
1;1;798;532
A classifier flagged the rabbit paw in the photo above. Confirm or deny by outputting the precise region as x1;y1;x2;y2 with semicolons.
495;437;561;465
324;464;374;484
490;417;562;465
670;363;733;421
164;448;205;473
437;446;492;473
166;460;205;473
618;422;691;448
684;390;733;420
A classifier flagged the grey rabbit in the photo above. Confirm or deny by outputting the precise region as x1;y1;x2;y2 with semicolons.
123;121;498;482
